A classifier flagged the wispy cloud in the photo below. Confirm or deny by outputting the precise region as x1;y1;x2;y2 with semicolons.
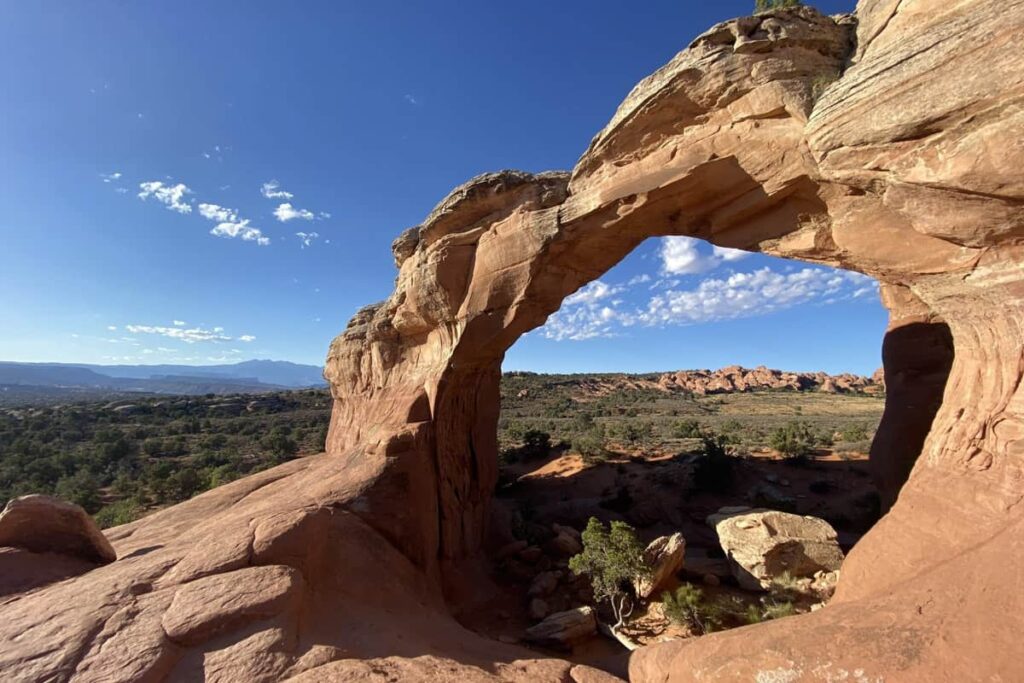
172;320;186;326
198;203;270;246
295;231;319;248
138;181;192;214
404;94;420;105
274;203;314;222
261;180;293;200
124;323;255;344
100;172;122;184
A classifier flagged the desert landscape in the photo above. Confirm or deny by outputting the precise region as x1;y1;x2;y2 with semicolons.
1;0;1022;681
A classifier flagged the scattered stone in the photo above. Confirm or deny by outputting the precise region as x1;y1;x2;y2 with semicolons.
518;545;543;563
634;532;686;598
552;523;581;541
528;598;549;620
547;532;583;556
528;571;559;597
523;606;597;650
707;507;844;591
0;494;116;565
496;540;528;560
702;573;720;587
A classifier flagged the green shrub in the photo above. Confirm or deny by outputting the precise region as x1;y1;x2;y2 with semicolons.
661;584;721;634
573;432;607;463
673;420;703;439
94;498;143;529
569;517;649;630
769;421;817;458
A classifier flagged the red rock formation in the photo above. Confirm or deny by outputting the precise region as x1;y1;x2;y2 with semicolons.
1;2;1021;681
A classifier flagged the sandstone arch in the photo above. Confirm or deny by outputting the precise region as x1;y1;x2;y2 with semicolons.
1;2;1021;681
322;1;1023;677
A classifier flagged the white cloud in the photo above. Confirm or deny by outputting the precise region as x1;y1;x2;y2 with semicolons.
274;203;314;222
660;236;751;275
196;203;270;246
210;220;270;246
101;172;122;183
296;232;319;248
539;266;878;341
564;280;625;307
124;324;255;344
404;94;419;105
138;181;192;213
660;237;706;275
317;211;331;220
627;274;651;286
106;325;117;331
197;203;237;222
641;267;875;327
261;180;293;200
173;320;186;326
712;245;749;262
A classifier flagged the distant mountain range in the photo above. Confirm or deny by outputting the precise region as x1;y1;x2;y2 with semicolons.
0;360;326;398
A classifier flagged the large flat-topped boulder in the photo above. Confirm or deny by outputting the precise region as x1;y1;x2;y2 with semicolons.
706;506;843;591
0;494;116;564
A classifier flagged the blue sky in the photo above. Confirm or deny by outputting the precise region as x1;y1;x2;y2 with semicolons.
0;0;883;375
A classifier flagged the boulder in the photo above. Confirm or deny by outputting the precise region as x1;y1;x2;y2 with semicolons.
570;664;627;683
528;571;559;597
706;507;844;591
633;532;685;599
547;531;583;557
523;607;597;650
528;598;549;621
0;494;116;564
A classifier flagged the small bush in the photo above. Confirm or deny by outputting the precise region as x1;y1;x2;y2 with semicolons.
573;431;607;463
755;0;802;11
517;429;552;461
673;420;703;439
769;421;817;458
94;497;143;529
661;584;721;634
693;434;734;494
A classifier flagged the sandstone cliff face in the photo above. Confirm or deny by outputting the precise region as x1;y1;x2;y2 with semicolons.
1;2;1021;681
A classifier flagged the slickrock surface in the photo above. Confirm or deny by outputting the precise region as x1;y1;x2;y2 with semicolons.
1;1;1022;681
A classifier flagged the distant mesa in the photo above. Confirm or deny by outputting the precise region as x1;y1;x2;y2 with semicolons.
0;359;326;400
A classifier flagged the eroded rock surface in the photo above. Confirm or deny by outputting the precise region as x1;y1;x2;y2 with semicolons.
1;1;1022;681
707;507;843;591
634;533;685;599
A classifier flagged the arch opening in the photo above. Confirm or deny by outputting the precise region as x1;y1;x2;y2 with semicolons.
441;234;953;659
